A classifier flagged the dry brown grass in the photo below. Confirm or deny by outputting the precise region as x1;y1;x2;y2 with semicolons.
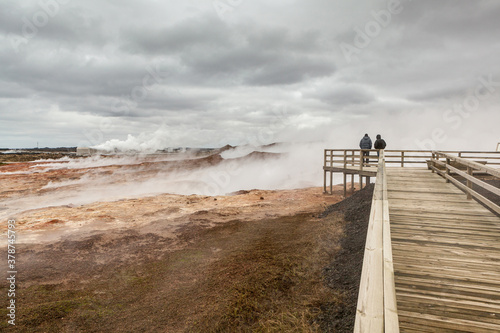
1;211;346;332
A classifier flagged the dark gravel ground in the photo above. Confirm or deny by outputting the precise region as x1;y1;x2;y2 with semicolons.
316;184;374;332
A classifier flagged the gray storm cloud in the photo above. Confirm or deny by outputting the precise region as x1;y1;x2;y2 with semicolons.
0;0;499;149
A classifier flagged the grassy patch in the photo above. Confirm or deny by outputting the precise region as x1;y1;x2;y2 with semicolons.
11;212;344;332
11;266;155;332
1;284;100;331
188;214;342;332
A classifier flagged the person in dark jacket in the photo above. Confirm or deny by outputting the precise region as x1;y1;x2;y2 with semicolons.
374;134;387;157
359;134;372;164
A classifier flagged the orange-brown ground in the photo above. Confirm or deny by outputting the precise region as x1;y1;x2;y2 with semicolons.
0;153;369;332
5;186;341;244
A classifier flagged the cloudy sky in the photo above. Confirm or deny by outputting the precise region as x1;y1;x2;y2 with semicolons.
1;0;499;150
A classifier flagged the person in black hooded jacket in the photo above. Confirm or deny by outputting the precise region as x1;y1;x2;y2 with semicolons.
374;134;386;157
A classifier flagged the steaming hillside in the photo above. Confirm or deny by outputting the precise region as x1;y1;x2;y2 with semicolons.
0;143;324;223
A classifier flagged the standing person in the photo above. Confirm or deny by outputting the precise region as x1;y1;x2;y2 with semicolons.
374;134;387;157
359;133;372;164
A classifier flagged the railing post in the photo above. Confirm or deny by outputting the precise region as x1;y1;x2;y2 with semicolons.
467;166;472;200
446;157;451;183
343;172;347;197
401;151;404;167
431;152;435;173
323;169;327;193
323;150;326;193
351;150;355;166
344;150;347;169
330;171;333;194
359;150;364;171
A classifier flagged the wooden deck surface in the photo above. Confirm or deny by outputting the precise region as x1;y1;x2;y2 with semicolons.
386;168;500;332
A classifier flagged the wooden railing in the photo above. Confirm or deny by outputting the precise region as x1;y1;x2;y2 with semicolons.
430;151;500;215
336;149;500;331
354;151;399;333
324;149;500;170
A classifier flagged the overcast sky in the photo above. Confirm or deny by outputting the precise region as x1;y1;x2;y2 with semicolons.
1;0;499;150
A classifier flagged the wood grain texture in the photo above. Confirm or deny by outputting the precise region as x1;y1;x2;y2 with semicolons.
354;151;400;333
387;168;500;332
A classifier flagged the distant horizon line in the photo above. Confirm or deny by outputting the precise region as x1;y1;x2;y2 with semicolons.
0;142;287;151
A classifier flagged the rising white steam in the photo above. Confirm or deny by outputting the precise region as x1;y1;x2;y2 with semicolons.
0;142;327;220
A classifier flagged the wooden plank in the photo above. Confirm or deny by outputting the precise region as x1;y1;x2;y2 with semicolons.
396;274;500;291
397;310;500;332
394;271;500;290
397;302;500;326
394;286;500;306
385;167;500;332
391;225;500;238
393;264;500;283
397;303;500;326
392;245;500;262
396;293;500;313
389;213;500;224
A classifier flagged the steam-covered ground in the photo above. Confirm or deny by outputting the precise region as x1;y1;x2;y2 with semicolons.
0;143;327;229
0;144;371;332
0;143;342;247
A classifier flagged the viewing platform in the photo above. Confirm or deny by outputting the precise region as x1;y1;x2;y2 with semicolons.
323;149;500;332
323;149;500;197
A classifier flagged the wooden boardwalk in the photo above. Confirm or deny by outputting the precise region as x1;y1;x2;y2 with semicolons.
386;168;500;332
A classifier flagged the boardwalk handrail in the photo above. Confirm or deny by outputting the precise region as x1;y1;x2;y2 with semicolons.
324;149;500;169
324;149;500;196
430;151;500;215
354;150;399;333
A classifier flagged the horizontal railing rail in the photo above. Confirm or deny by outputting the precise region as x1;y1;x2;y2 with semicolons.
323;149;500;196
324;149;500;170
430;151;500;215
354;150;399;333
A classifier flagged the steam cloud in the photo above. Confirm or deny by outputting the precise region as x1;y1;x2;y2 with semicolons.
0;142;326;221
